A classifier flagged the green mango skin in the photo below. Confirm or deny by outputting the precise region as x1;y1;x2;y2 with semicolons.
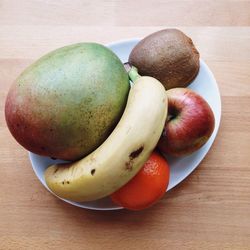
5;43;130;161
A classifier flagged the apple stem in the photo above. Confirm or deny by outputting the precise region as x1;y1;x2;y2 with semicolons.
124;62;141;83
167;114;174;122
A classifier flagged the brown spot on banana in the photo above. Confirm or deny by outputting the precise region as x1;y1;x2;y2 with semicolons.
129;146;144;159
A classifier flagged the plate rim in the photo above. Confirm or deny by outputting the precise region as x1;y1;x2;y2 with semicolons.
29;38;222;211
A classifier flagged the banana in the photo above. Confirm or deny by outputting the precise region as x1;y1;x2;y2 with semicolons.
44;66;168;202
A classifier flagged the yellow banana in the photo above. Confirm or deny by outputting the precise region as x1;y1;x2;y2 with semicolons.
45;66;167;202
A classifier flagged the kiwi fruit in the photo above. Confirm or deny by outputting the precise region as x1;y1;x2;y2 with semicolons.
128;29;200;90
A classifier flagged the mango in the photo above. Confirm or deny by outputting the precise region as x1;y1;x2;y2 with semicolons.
5;43;130;161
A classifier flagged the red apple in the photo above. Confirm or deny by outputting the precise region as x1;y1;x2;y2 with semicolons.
158;88;215;156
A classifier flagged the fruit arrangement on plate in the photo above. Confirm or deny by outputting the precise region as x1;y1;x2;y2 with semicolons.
5;29;218;211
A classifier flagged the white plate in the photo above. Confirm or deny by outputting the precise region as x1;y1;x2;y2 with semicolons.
29;38;221;210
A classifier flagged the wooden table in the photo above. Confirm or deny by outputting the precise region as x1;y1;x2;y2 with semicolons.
1;1;250;249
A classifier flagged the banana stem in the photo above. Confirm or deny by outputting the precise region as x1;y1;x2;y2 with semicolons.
124;62;141;83
128;66;140;83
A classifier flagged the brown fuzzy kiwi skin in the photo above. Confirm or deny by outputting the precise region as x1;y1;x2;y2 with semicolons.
128;29;200;90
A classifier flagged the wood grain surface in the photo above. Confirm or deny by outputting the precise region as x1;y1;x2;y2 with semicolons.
0;1;250;250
